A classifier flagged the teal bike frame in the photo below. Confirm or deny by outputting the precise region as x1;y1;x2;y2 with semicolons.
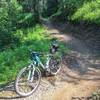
27;51;51;82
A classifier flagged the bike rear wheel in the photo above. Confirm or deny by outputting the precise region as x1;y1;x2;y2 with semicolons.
15;66;41;97
49;56;62;75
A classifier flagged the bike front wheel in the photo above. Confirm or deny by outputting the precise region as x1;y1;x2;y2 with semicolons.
15;66;41;97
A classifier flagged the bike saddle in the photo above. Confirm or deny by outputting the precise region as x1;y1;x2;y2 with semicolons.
50;42;59;54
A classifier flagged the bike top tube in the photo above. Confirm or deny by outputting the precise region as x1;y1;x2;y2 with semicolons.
30;51;52;68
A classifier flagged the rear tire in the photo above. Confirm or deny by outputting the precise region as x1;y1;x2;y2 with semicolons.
49;56;62;75
15;66;41;97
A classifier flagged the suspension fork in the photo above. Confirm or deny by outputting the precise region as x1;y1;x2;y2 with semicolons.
27;64;35;82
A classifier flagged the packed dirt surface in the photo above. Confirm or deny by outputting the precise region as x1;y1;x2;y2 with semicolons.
0;21;100;100
45;21;100;100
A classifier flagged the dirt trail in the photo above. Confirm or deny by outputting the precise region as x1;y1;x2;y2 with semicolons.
44;21;100;100
0;21;100;100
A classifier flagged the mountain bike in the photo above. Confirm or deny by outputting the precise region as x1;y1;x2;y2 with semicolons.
14;41;62;97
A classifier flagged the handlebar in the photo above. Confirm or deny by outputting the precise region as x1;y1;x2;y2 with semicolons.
29;49;45;56
29;39;59;56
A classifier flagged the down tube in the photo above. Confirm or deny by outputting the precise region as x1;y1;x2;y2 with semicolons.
36;56;45;69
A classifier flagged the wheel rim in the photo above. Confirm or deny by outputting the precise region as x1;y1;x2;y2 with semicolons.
49;58;61;74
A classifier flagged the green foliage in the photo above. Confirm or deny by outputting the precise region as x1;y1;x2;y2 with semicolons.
59;0;84;15
0;46;29;82
51;0;100;24
17;0;40;27
18;13;36;28
92;89;100;100
71;0;100;24
45;0;59;17
0;25;67;84
54;0;85;21
0;0;16;49
0;0;40;50
0;25;48;83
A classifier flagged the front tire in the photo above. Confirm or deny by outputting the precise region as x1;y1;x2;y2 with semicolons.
15;66;41;97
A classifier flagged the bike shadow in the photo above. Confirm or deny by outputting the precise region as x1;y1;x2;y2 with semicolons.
0;81;24;99
0;74;55;99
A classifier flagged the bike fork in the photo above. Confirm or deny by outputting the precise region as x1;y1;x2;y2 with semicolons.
27;65;35;82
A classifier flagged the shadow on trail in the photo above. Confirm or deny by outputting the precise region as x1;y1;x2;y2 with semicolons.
0;74;56;99
0;82;24;99
0;96;23;99
51;21;100;55
59;53;100;82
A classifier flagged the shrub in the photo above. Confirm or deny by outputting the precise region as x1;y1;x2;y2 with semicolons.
0;25;49;83
0;0;22;50
71;0;100;24
17;13;36;28
55;0;86;21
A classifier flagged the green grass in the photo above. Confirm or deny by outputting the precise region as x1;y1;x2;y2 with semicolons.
0;25;49;83
0;25;68;85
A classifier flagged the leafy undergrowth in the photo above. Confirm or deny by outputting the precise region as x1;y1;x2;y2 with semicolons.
0;25;67;85
71;0;100;24
92;89;100;100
